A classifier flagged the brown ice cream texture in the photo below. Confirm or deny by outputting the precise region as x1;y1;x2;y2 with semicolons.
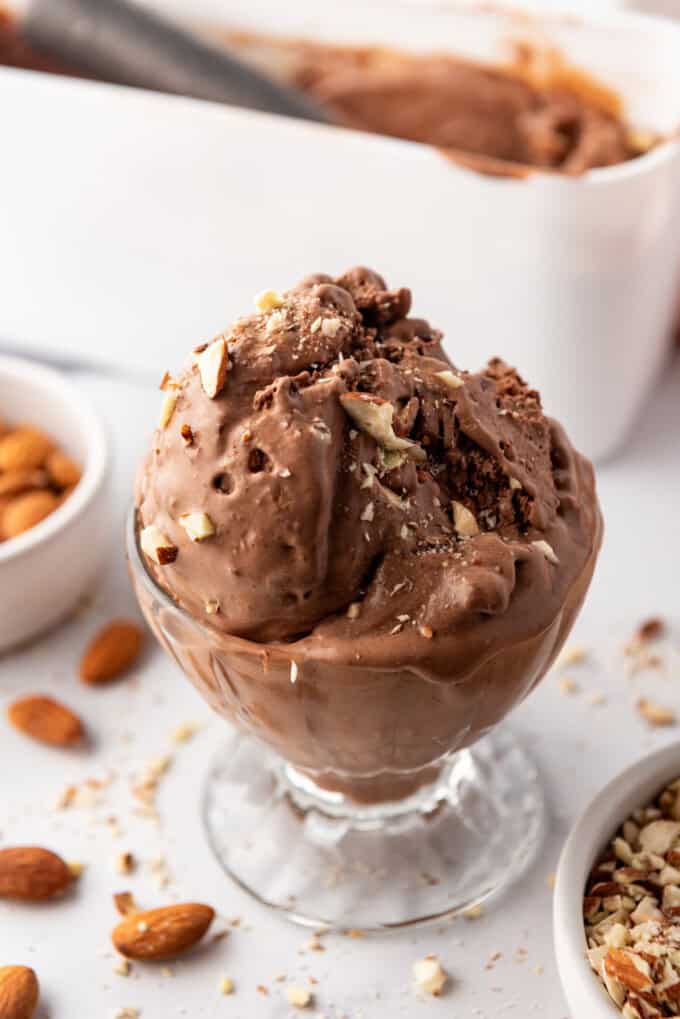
134;268;602;801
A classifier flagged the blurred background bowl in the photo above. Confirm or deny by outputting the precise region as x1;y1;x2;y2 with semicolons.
0;355;110;652
554;741;680;1018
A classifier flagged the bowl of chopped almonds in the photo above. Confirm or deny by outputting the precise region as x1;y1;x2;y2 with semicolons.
555;741;680;1018
0;354;110;651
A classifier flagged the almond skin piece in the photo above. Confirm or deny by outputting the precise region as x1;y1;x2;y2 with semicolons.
7;695;83;747
79;620;144;685
0;966;39;1019
114;891;140;916
2;490;59;538
0;847;72;901
112;903;215;961
46;450;81;489
0;428;53;471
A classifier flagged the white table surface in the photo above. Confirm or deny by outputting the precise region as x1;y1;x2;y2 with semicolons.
1;8;679;1012
0;354;678;1019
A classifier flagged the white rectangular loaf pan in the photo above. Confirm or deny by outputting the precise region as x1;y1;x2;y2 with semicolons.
1;3;679;460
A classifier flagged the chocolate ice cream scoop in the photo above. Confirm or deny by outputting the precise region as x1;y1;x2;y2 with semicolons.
136;267;601;685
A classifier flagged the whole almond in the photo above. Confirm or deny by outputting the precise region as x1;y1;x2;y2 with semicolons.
0;847;72;900
46;450;81;489
0;966;39;1019
79;621;144;685
2;490;58;538
0;428;53;471
0;468;48;499
112;903;214;961
7;695;84;747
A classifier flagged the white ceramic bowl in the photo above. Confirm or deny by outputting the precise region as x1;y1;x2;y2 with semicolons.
176;1;680;462
0;355;110;652
554;741;680;1017
2;4;680;462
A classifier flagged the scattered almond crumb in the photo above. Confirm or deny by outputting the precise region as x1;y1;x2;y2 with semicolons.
305;937;325;952
172;721;200;744
114;959;131;977
114;852;135;875
113;1010;139;1019
419;625;434;639
558;677;580;696
287;985;313;1008
148;854;172;889
347;602;361;620
54;784;77;810
589;692;607;707
131;754;172;815
555;645;587;669
485;951;502;971
413;956;449;995
546;873;556;890
344;928;365;939
161;967;174;979
637;617;665;642
67;860;85;878
114;891;140;916
219;976;234;995
625;647;665;677
256;985;269;996
463;904;483;920
534;965;544;975
638;698;676;727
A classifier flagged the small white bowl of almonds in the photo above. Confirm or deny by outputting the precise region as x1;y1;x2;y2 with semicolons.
0;355;110;652
555;742;680;1019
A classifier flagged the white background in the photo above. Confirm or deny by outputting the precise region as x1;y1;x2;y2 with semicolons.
1;3;680;1016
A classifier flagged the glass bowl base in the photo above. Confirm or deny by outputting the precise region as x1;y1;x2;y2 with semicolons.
202;726;545;930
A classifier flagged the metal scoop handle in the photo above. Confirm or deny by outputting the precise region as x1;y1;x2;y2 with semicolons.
23;0;330;123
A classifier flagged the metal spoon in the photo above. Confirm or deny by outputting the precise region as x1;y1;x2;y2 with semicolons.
21;0;330;123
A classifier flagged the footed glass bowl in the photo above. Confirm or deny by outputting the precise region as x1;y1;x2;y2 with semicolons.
127;506;594;929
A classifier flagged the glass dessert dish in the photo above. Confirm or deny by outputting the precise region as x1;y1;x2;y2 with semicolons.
128;508;596;930
128;266;602;928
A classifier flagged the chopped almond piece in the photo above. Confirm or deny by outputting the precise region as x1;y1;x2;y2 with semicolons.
140;524;178;565
339;392;425;461
197;337;229;399
179;512;215;542
452;501;479;538
254;289;284;313
413;956;448;995
286;985;312;1008
638;699;675;727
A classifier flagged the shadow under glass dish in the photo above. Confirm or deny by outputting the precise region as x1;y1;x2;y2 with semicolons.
126;507;546;929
